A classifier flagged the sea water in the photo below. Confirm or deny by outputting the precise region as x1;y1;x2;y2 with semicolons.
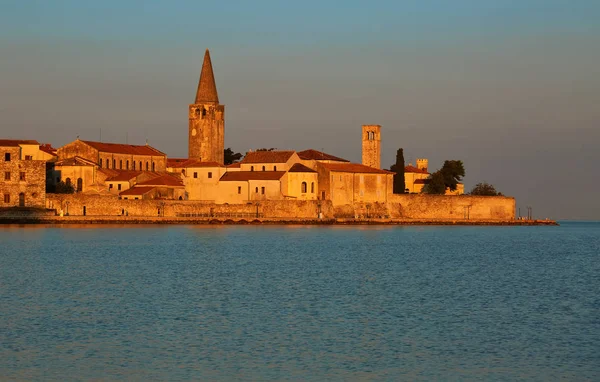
1;222;598;380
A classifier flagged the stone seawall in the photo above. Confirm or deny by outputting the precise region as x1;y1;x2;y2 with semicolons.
44;194;516;221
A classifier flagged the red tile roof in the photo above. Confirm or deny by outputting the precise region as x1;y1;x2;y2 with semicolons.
105;171;142;182
0;139;39;147
81;140;165;156
119;187;156;196
404;165;429;174
220;171;286;182
242;150;295;164
319;162;393;174
226;162;241;168
136;174;183;187
167;158;223;168
288;163;317;173
297;149;349;162
39;144;57;156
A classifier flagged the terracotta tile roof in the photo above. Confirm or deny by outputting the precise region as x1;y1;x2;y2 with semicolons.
106;171;142;182
297;149;349;162
319;162;393;174
288;163;317;173
136;174;183;187
242;150;295;164
119;187;156;196
0;139;39;147
81;140;165;156
404;165;429;174
226;162;241;168
167;158;223;168
220;171;286;182
39;144;57;156
55;156;97;166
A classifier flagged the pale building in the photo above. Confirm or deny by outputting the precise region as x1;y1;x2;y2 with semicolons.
167;159;226;201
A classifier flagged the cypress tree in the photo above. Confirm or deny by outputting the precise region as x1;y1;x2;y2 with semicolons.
392;148;406;194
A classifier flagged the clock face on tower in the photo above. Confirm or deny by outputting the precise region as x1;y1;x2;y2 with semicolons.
191;128;197;137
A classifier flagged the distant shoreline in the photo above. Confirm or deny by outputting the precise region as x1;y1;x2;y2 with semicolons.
0;216;559;226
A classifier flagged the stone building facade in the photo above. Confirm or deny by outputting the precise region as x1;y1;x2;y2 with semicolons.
362;124;381;169
0;140;46;207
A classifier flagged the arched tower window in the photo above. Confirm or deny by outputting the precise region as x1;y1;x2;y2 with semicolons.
139;161;142;171
146;162;149;171
132;161;136;170
126;160;129;170
77;178;83;192
119;160;123;169
301;182;307;193
113;159;116;168
106;159;109;168
262;166;266;171
152;162;155;171
251;166;254;171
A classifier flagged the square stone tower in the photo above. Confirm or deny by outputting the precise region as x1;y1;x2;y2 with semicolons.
416;158;428;172
189;49;225;164
362;125;381;169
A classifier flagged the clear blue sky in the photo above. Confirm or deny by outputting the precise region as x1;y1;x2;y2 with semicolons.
1;1;599;219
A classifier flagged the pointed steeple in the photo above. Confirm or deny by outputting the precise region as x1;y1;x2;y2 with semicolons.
194;49;219;104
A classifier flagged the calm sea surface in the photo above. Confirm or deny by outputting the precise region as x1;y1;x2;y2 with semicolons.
1;222;599;381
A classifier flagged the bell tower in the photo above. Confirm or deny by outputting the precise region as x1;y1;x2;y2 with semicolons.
189;49;225;164
361;124;381;169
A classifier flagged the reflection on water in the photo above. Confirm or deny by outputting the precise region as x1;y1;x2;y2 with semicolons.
1;223;599;380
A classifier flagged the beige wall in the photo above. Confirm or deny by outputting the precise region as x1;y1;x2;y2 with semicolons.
281;172;318;200
53;165;96;192
327;171;393;206
169;166;226;201
248;180;282;201
0;147;46;208
99;153;166;172
57;140;99;163
405;172;429;193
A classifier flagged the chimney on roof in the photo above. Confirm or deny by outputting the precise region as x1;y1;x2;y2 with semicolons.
194;49;219;104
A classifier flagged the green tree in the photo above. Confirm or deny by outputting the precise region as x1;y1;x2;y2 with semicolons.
389;148;406;194
439;160;465;191
53;181;75;194
421;171;446;194
470;182;500;196
224;148;243;165
256;148;276;152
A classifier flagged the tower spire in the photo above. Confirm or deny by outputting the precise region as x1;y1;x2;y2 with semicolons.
194;49;219;104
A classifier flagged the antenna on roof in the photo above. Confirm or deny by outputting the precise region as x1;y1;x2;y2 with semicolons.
99;128;102;142
126;132;128;145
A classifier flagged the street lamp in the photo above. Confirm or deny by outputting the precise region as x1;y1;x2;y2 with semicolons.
65;201;70;216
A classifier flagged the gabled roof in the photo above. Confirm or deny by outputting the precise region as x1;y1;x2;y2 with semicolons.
194;49;219;104
242;150;295;164
288;163;317;173
226;162;241;168
119;187;156;196
297;149;349;162
39;144;57;156
320;162;393;174
81;140;165;156
0;139;39;147
220;171;286;182
55;156;97;167
167;158;223;168
405;165;429;174
105;171;143;182
136;174;183;187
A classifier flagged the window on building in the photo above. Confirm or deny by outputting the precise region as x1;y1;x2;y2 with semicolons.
4;172;9;181
208;172;212;178
77;178;83;192
19;172;25;181
255;187;258;193
132;161;136;170
25;155;33;160
139;161;142;170
113;159;116;168
65;178;71;187
193;172;198;178
105;159;109;168
261;187;265;195
146;162;149;171
301;182;307;193
339;175;342;181
118;184;122;191
237;186;242;194
109;184;113;189
262;166;265;171
311;182;315;193
181;169;185;175
3;194;9;203
274;166;277;171
119;160;123;169
251;166;254;171
126;160;129;170
152;162;155;171
4;153;10;161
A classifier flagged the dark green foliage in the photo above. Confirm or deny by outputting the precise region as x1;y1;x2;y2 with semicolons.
256;148;276;152
390;148;406;194
51;181;75;194
439;160;465;191
224;148;243;165
470;182;500;196
422;171;446;194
